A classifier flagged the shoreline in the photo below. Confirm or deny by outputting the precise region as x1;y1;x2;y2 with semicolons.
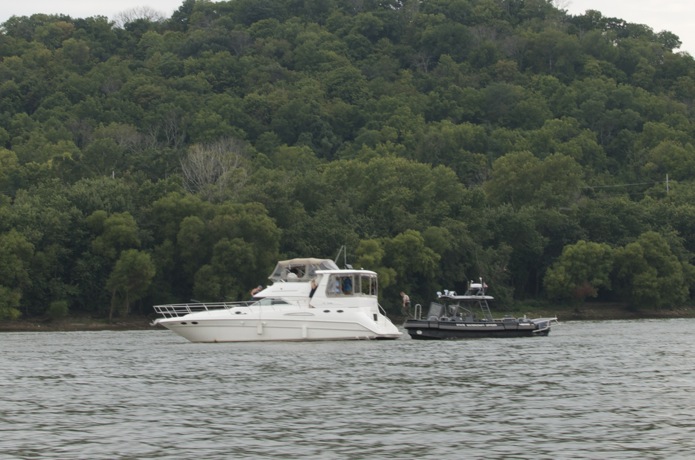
2;305;695;332
0;315;156;333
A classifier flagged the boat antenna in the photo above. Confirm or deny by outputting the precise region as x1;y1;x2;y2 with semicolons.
334;245;350;268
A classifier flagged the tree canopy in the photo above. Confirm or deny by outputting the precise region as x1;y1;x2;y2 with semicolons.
2;0;695;319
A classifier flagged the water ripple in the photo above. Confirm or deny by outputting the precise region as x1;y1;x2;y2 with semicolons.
1;320;695;458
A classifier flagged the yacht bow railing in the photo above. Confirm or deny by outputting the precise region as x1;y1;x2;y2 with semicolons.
153;301;253;318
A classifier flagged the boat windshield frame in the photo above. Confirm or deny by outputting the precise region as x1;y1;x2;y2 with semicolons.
427;293;494;321
268;258;339;282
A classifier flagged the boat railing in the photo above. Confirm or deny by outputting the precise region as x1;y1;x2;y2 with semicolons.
530;316;559;333
532;316;559;326
412;303;422;320
153;301;253;318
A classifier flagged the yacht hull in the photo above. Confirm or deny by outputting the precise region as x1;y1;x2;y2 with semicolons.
157;316;401;342
157;310;401;342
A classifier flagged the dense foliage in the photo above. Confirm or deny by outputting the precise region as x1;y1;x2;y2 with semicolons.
2;0;695;320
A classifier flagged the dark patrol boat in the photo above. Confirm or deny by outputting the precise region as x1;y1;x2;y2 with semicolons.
404;279;557;340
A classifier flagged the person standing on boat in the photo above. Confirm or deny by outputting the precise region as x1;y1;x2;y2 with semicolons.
309;279;318;298
332;277;342;294
342;276;353;294
250;285;263;297
400;291;411;316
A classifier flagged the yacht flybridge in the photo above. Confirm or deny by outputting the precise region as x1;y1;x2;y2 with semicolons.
152;258;402;342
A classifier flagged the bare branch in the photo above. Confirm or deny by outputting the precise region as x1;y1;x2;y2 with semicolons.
113;7;166;28
180;138;249;202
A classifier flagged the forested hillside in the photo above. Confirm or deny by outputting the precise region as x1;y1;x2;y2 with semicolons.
2;0;695;321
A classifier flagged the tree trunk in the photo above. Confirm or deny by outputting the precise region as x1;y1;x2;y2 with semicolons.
109;289;116;322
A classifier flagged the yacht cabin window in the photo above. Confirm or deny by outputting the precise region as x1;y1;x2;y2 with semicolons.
326;273;378;297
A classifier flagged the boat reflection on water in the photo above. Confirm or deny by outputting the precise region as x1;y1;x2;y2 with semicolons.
404;279;557;340
152;258;401;342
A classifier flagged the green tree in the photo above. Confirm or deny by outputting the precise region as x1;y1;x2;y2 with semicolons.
643;140;695;181
323;64;369;104
485;152;584;209
0;286;23;320
482;205;549;298
480;83;552;129
106;249;156;321
198;237;257;301
544;240;614;302
0;230;34;319
5;183;83;315
382;229;441;311
522;29;582;81
0;148;21;195
355;238;397;292
613;231;692;309
87;211;141;259
576;196;648;246
414;121;489;185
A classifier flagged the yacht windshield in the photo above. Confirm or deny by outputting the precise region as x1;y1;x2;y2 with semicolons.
253;298;291;306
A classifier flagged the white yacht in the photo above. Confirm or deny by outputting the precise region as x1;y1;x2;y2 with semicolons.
152;258;402;342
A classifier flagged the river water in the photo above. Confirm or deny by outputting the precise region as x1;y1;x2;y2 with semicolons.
1;319;694;459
